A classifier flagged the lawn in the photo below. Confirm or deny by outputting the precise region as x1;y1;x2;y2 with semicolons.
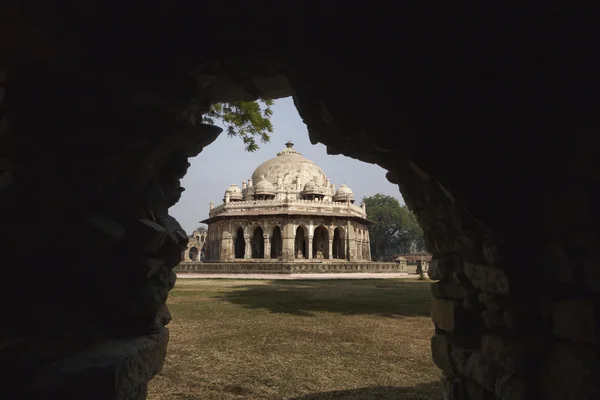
147;279;441;400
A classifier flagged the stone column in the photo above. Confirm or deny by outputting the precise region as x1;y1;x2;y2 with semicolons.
219;230;230;262
281;220;295;262
347;223;357;262
328;238;333;259
244;234;251;259
308;235;313;259
264;234;270;260
364;230;371;261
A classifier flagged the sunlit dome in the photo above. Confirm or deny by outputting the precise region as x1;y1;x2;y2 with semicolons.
334;184;354;202
224;183;242;201
303;178;325;195
251;141;327;187
253;175;275;195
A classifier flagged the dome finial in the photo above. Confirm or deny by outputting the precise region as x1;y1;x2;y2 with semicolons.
285;140;294;148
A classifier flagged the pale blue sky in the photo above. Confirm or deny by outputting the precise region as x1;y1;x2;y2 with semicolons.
170;97;404;233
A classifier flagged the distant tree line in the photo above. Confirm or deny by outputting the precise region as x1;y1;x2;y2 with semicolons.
363;194;426;261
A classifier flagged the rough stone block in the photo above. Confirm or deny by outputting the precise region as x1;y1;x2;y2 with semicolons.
68;215;126;250
429;254;462;281
463;294;484;312
22;328;169;399
581;250;600;292
431;298;460;331
431;334;454;377
440;377;465;400
537;342;600;400
452;269;479;293
465;352;499;392
502;297;550;336
431;281;469;300
478;292;505;311
481;309;505;332
449;344;472;376
133;218;168;253
495;370;527;400
465;378;496;400
536;240;575;283
481;335;538;376
552;300;596;343
464;263;510;295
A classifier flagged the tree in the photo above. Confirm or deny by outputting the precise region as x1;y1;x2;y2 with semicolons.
203;99;274;152
362;193;426;260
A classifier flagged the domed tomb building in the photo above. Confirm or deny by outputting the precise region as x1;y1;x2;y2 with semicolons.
202;141;373;262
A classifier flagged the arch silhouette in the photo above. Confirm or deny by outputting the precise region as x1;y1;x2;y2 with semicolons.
295;226;308;258
234;227;245;259
188;246;199;261
270;226;282;259
312;226;329;259
251;226;264;258
333;227;345;259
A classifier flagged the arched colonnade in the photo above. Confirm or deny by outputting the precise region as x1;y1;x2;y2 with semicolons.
204;219;371;262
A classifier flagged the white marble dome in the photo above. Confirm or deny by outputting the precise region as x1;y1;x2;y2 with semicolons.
334;184;354;202
224;183;242;201
251;141;327;187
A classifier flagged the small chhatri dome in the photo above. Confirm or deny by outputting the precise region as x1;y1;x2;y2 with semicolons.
224;183;243;201
254;175;275;195
334;184;354;202
303;178;325;195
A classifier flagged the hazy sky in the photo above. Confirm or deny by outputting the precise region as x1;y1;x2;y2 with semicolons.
170;97;404;234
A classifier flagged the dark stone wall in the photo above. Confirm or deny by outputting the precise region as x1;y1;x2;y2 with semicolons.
2;4;599;399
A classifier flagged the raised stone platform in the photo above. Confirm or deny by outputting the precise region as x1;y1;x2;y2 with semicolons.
174;262;406;274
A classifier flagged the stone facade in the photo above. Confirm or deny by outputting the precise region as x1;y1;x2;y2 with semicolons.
175;262;405;274
182;227;207;261
202;142;372;263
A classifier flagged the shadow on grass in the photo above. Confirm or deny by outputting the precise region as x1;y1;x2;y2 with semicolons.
288;381;442;400
216;279;432;317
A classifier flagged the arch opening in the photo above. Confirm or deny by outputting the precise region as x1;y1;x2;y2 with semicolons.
234;227;245;259
251;226;264;258
312;226;329;259
333;227;345;260
295;226;307;259
188;246;199;261
270;226;282;259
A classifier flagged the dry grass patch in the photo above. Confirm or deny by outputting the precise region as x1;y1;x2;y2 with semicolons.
148;279;441;400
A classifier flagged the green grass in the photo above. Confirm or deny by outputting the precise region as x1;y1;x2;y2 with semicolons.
148;279;441;400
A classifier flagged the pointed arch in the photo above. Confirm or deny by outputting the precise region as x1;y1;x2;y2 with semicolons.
270;225;282;259
295;225;308;258
234;226;245;259
188;246;199;261
251;226;264;258
312;225;329;259
333;227;346;259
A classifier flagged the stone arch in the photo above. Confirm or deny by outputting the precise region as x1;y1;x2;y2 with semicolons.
270;225;282;259
234;226;245;259
295;225;308;259
6;13;594;399
196;235;200;241
312;225;329;259
188;246;199;261
333;226;345;259
251;226;264;259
